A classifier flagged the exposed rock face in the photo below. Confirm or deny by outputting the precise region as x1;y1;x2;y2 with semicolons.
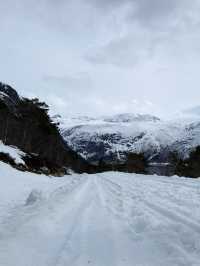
0;82;20;104
175;146;200;178
97;152;147;174
0;83;94;175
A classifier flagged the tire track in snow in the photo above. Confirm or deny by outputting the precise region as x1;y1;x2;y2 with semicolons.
98;174;200;265
55;176;137;266
0;176;91;266
1;172;200;266
105;176;200;231
122;179;200;234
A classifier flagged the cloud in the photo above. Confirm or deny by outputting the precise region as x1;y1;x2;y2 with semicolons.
86;32;155;68
130;0;185;25
1;0;200;118
43;74;93;90
90;0;193;27
85;0;200;68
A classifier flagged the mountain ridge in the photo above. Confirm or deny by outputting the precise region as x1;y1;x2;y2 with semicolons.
61;113;200;176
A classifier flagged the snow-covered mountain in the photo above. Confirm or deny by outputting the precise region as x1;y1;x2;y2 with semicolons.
54;113;160;130
61;114;160;163
61;113;200;166
103;113;160;123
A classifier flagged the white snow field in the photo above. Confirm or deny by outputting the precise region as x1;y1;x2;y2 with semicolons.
0;163;200;266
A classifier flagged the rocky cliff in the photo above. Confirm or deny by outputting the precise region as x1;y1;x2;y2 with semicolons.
0;82;94;175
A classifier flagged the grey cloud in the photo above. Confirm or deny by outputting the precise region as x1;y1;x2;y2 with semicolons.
1;0;200;118
90;0;192;27
88;0;124;9
131;0;184;25
85;0;200;68
43;74;93;90
86;34;154;68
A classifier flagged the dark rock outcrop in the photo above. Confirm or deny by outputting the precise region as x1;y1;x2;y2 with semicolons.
97;152;147;174
0;82;94;175
175;146;200;178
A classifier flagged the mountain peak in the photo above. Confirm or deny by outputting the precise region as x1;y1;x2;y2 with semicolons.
103;113;160;123
0;82;20;110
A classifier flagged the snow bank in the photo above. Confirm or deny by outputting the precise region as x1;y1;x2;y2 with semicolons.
0;141;25;164
0;162;84;223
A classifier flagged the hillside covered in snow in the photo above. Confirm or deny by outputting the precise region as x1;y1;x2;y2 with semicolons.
61;114;200;160
60;113;200;177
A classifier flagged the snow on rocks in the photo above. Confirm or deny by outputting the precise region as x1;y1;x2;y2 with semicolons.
0;141;25;165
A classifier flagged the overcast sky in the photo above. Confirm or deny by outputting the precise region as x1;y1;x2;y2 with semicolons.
1;0;200;118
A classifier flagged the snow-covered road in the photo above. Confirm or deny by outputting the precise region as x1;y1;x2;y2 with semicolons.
0;165;200;266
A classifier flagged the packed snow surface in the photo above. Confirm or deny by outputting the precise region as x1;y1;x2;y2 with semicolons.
0;163;200;266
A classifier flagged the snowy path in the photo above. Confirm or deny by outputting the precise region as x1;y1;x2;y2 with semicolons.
0;168;200;266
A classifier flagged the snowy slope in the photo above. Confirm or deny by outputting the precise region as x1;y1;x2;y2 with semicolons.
0;141;25;165
0;163;200;266
54;113;160;130
169;120;200;158
62;113;200;163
